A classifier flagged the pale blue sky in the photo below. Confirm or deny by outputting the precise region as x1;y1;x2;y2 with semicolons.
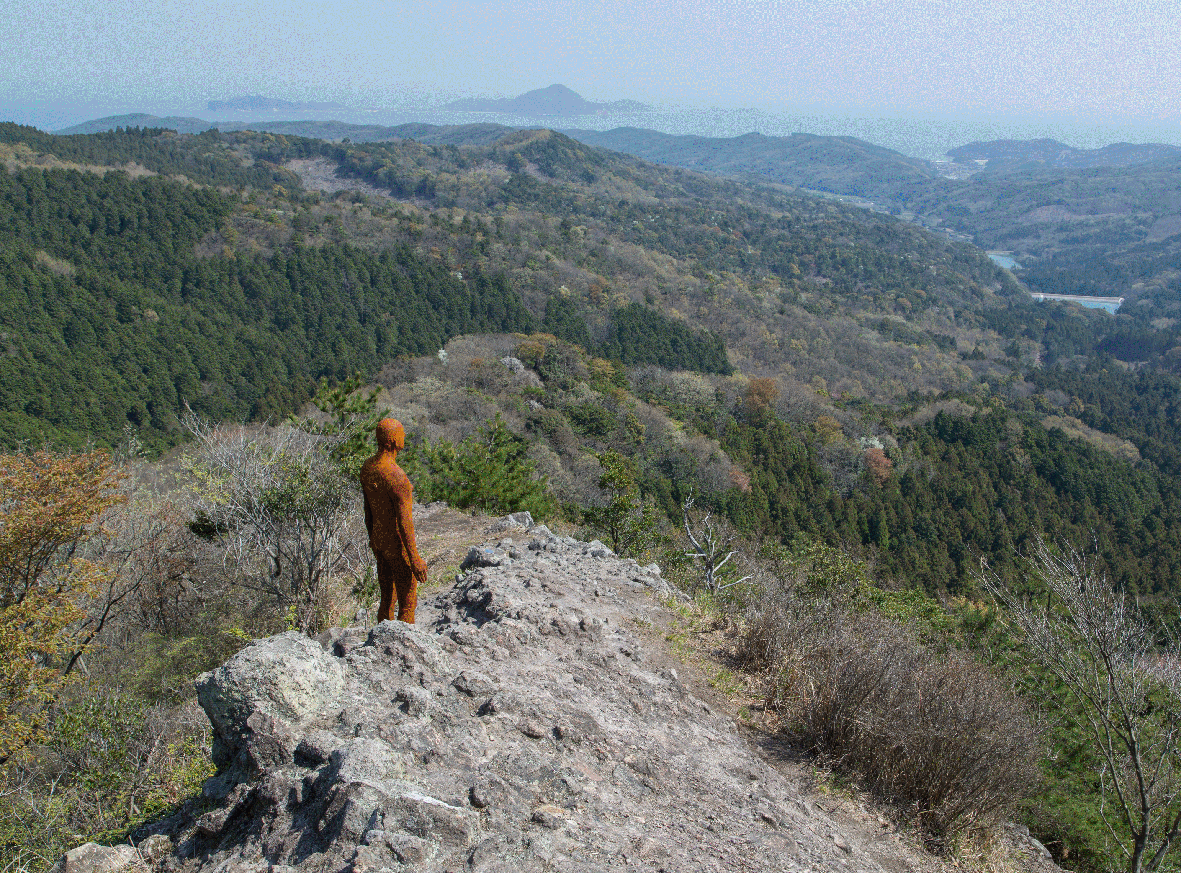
3;0;1179;131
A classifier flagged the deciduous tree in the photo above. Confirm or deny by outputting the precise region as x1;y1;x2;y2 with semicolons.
586;450;659;558
0;451;123;762
984;541;1181;873
184;412;357;634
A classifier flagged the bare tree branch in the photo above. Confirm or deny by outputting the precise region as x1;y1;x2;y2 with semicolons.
983;539;1181;873
183;409;359;634
682;494;752;596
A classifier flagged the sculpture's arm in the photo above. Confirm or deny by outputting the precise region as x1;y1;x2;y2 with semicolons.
395;478;428;581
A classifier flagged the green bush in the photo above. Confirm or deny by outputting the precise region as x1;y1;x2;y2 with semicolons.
0;692;213;872
407;415;555;518
584;450;662;558
564;402;616;438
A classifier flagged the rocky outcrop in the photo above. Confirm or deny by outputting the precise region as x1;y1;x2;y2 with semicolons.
49;843;150;873
114;523;921;872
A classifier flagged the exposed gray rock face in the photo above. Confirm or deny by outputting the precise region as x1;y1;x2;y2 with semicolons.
125;524;905;872
48;843;149;873
195;632;347;782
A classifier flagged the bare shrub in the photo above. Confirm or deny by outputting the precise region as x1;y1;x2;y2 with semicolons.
793;614;1040;842
984;541;1181;873
183;414;363;634
739;561;1040;844
86;492;204;644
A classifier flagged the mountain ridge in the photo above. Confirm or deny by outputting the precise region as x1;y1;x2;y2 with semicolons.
207;96;350;113
559;126;937;199
443;84;649;115
58;516;1060;873
946;138;1181;172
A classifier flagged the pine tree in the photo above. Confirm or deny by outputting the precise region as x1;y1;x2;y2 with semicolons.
586;450;660;558
418;416;553;517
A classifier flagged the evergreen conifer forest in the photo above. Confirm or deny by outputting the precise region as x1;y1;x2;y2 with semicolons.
6;121;1181;872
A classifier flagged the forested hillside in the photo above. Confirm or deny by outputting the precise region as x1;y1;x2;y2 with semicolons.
6;120;1181;599
0;122;1021;450
44;116;1181;347
0;165;531;448
11;120;1181;873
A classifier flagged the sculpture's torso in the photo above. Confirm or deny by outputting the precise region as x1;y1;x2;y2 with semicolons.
360;452;414;566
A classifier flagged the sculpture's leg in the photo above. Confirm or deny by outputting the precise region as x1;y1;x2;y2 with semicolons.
375;552;395;623
394;567;417;624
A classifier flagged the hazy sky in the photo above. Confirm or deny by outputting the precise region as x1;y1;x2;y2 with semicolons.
3;0;1179;126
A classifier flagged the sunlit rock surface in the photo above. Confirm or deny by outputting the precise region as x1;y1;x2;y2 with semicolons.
109;522;930;872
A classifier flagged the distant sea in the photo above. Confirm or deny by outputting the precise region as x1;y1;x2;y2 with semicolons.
6;98;1181;162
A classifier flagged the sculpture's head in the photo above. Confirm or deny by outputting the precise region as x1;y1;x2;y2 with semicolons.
375;418;405;452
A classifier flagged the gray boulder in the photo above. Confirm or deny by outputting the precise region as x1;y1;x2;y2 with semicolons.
194;631;345;778
48;843;147;873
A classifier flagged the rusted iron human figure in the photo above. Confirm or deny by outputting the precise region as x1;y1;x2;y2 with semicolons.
360;419;428;623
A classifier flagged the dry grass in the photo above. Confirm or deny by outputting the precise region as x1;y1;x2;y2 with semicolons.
662;566;1041;851
0;143;157;178
743;573;1039;843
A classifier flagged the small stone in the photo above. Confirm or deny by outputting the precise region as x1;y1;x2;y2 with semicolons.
586;540;613;558
450;626;483;647
624;754;655;776
461;547;505;570
1027;836;1053;859
386;833;429;865
470;785;491;808
201;774;234;801
451;671;495;697
553;723;583;744
396;686;433;716
196;808;230;837
135;834;172;865
476;695;502;716
520;720;547;739
48;843;144;873
531;806;565;829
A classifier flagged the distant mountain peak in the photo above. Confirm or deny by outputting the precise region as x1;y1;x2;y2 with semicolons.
443;85;649;116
